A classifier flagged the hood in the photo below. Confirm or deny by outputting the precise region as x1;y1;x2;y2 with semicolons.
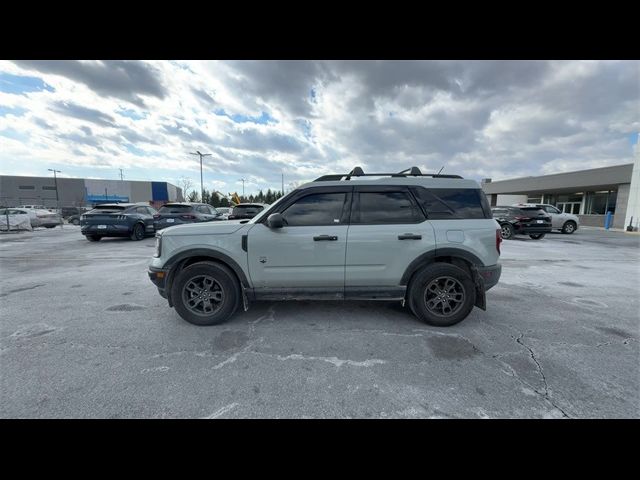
160;220;247;236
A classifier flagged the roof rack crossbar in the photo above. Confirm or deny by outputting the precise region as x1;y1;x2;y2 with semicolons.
313;166;462;182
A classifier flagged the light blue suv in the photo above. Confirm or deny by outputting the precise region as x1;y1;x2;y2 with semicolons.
148;167;502;327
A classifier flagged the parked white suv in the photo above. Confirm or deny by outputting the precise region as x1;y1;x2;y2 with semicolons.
149;167;502;327
513;203;579;234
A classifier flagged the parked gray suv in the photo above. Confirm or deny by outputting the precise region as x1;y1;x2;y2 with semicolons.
148;167;502;327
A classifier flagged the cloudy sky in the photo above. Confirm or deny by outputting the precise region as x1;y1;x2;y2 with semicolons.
0;60;638;196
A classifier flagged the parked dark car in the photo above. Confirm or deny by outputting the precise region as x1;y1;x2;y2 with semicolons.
60;206;84;218
492;206;552;240
80;203;157;241
227;203;268;220
65;207;90;225
153;203;223;230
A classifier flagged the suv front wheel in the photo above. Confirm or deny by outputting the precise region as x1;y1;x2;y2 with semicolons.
409;263;476;327
172;261;240;326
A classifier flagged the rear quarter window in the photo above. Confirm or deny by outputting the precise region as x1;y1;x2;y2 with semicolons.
412;188;491;219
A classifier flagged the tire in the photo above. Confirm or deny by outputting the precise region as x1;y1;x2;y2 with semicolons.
72;219;80;225
130;223;145;241
500;223;514;240
86;235;101;242
529;233;545;240
408;263;476;327
171;261;240;326
562;221;576;234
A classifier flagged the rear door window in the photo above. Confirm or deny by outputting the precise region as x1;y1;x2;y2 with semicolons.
354;191;424;224
412;188;490;219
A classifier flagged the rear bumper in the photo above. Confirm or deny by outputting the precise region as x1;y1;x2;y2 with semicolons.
81;223;132;236
514;224;552;234
477;263;501;291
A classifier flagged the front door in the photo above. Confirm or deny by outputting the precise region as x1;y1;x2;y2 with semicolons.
246;188;352;291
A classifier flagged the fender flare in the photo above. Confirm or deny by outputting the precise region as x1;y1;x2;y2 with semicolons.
164;248;251;291
400;248;484;286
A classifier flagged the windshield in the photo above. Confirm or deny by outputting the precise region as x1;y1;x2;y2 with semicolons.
232;204;264;216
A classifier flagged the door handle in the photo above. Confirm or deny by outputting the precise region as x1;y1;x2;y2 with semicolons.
398;233;422;240
314;235;338;241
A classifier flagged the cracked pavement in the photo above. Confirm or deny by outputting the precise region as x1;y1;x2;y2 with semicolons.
1;226;638;418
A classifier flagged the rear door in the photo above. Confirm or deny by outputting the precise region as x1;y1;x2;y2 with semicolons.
345;186;434;293
247;187;351;291
542;205;562;228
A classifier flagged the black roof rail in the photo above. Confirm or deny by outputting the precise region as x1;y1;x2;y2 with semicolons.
313;166;463;182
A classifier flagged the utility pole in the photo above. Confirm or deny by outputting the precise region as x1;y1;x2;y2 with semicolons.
281;172;284;196
190;151;212;202
48;169;61;207
48;168;62;229
239;178;246;198
119;169;124;181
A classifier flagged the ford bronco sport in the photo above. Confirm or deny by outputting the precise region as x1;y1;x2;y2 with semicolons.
148;167;502;327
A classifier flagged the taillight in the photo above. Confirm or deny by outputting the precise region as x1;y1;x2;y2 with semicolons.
496;228;502;255
514;216;530;221
153;214;160;219
181;214;196;219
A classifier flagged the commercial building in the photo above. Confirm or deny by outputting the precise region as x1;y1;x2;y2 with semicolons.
481;154;639;230
0;175;184;210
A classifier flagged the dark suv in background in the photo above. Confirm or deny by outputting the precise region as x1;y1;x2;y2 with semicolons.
153;203;223;230
80;203;157;241
228;203;268;220
492;206;552;240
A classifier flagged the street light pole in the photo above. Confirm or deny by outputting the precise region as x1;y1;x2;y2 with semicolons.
239;178;246;198
189;151;212;202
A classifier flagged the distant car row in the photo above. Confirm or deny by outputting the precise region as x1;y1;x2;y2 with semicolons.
0;207;62;229
79;202;269;241
492;203;579;240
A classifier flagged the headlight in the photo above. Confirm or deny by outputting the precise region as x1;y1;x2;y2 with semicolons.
153;235;162;257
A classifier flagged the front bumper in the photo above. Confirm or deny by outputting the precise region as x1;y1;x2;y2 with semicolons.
148;266;168;289
477;263;501;291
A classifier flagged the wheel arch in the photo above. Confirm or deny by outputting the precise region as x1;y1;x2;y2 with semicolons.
164;249;250;307
400;248;482;287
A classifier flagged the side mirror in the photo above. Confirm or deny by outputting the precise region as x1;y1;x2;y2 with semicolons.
267;213;284;229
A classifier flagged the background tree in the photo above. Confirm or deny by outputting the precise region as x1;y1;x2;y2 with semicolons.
178;176;194;201
187;190;200;202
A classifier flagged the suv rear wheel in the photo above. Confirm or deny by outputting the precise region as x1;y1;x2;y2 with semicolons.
172;261;240;326
130;223;145;241
562;221;576;234
529;233;545;240
86;235;101;242
500;223;514;240
409;263;476;327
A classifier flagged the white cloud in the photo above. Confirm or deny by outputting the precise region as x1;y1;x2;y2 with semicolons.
0;60;637;195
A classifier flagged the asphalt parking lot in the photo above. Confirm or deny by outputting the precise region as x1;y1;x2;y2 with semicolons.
1;226;638;418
